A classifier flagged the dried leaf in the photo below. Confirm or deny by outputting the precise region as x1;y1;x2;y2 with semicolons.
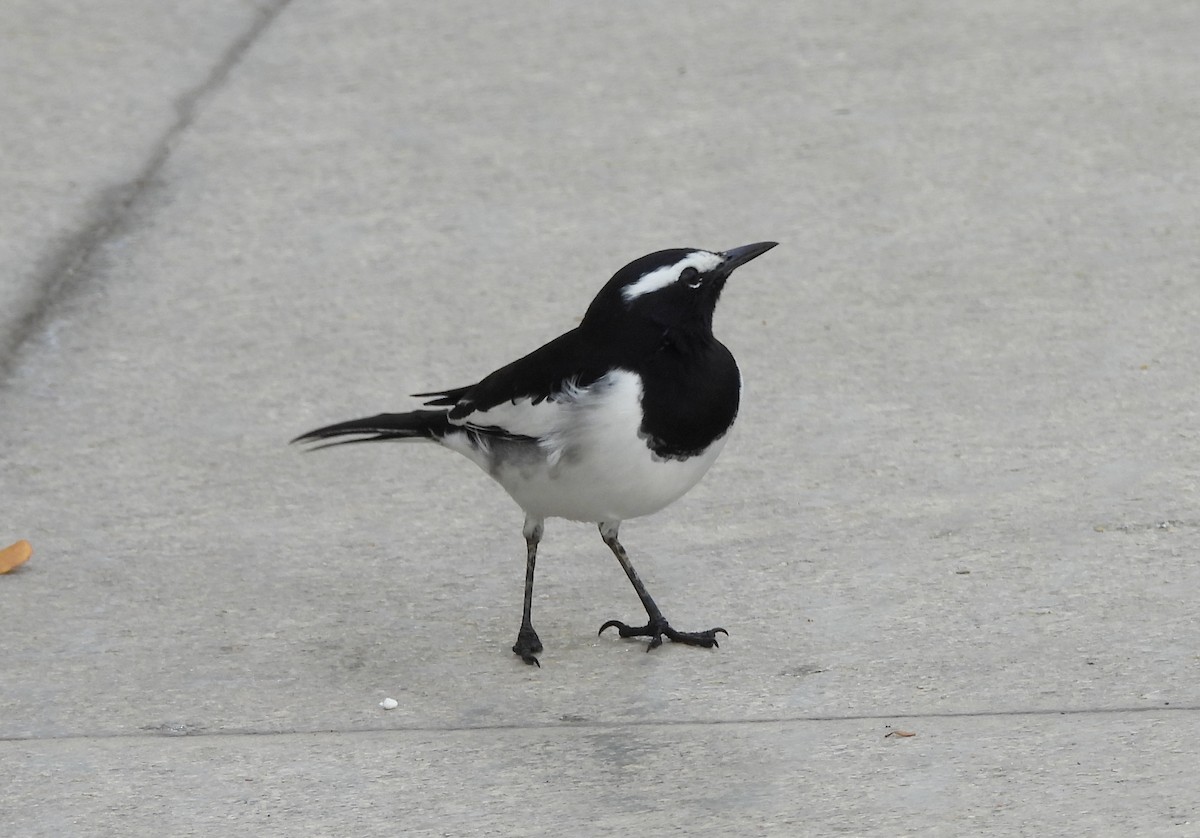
0;540;32;573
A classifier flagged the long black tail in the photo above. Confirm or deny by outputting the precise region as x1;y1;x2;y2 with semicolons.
291;410;452;450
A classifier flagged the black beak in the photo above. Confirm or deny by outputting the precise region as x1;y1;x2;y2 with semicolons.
720;241;779;273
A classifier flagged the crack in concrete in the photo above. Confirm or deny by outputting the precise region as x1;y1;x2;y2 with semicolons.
1;703;1196;744
0;0;293;387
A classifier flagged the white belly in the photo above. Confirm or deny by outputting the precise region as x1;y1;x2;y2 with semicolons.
444;369;729;523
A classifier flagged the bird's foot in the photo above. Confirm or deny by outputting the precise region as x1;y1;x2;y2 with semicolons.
512;624;543;667
598;616;726;652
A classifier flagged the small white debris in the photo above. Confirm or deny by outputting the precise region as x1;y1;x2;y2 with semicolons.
379;697;399;710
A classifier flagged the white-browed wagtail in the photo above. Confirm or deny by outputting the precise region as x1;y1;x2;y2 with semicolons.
295;241;778;666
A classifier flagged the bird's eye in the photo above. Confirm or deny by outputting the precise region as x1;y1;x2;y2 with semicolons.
680;267;702;288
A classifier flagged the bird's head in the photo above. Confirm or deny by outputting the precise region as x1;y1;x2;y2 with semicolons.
582;242;778;338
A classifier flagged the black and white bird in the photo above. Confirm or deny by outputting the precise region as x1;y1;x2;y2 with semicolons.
294;241;778;666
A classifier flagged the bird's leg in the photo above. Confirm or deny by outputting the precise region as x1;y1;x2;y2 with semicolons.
596;521;726;651
513;516;545;666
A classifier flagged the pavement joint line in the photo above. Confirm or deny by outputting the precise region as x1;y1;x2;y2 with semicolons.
2;703;1195;745
0;0;294;386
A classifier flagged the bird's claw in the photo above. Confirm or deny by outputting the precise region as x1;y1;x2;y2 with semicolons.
599;618;727;651
513;624;543;667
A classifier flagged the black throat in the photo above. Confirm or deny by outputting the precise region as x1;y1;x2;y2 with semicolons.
632;331;741;461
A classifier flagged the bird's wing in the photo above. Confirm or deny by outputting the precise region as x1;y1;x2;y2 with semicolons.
411;385;472;407
417;328;609;440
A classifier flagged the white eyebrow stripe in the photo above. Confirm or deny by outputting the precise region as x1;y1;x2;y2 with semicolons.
620;251;724;302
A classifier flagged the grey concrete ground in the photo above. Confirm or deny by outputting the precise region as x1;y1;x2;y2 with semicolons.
2;1;1198;835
